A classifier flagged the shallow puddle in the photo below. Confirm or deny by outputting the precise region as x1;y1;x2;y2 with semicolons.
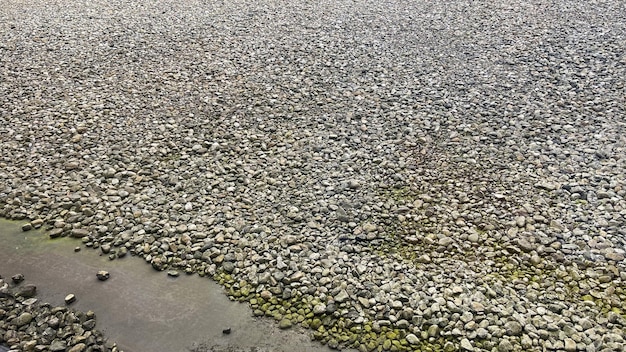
0;220;338;352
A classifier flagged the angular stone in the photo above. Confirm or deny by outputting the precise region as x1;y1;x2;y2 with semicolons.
313;304;326;315
564;338;576;352
405;333;419;345
358;296;370;308
460;338;474;351
334;289;349;303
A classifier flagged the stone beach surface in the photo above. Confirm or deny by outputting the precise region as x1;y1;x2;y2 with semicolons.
1;0;625;351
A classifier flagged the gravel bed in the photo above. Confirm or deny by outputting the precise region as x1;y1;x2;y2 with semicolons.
1;0;625;351
1;275;119;352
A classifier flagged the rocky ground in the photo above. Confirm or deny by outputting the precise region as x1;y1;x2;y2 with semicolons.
1;0;625;351
1;274;120;352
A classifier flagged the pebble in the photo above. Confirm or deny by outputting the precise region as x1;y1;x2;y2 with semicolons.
313;304;327;315
14;312;33;327
404;333;419;345
11;273;24;284
96;271;110;281
278;319;292;329
564;338;577;352
65;293;76;304
504;321;523;336
497;339;513;352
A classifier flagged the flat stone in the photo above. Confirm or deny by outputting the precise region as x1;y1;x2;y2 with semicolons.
49;228;64;238
535;182;557;191
16;284;37;298
498;339;513;352
70;229;89;238
358;296;370;308
22;298;37;305
50;340;67;352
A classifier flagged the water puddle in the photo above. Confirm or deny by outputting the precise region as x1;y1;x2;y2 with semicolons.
0;220;337;352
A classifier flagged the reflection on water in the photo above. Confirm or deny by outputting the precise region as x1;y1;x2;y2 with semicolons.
0;220;336;352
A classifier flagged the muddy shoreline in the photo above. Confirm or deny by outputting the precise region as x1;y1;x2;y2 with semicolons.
0;220;339;352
